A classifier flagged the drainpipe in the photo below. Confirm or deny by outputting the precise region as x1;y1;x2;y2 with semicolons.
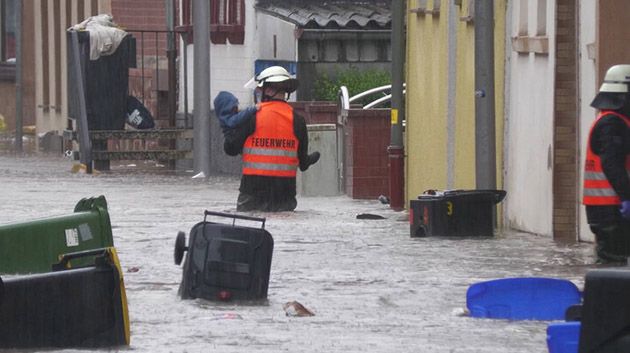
474;1;496;190
166;0;176;127
389;0;405;211
14;0;22;153
193;0;211;176
446;0;458;189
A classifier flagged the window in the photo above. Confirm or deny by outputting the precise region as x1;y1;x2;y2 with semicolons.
0;0;17;80
181;0;245;45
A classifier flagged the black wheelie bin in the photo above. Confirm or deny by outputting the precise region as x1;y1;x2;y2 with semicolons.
410;189;507;237
174;211;274;301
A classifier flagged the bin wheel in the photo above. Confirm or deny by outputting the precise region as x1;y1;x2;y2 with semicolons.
174;231;188;265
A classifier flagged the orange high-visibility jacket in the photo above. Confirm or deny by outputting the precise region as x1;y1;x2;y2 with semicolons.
583;110;630;205
242;101;299;177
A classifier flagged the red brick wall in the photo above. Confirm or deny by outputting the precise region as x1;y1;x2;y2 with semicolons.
112;0;176;128
345;109;390;199
553;0;578;242
111;0;170;57
112;0;167;30
291;102;339;124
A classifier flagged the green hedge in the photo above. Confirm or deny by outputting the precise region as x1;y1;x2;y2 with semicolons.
313;68;391;106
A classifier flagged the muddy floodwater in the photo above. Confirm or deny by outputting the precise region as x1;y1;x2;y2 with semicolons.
0;155;598;353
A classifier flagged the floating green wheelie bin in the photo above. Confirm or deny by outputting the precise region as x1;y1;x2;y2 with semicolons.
0;196;115;274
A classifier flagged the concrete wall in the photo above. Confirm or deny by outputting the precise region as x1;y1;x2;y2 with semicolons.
405;1;505;206
503;0;555;236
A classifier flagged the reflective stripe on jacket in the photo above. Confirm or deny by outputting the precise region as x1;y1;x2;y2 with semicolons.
583;110;630;205
242;101;299;177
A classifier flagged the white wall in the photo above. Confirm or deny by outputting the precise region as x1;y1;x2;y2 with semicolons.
256;15;297;63
577;0;597;242
181;1;297;112
504;0;556;236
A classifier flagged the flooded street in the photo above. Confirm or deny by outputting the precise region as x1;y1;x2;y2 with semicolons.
0;155;597;353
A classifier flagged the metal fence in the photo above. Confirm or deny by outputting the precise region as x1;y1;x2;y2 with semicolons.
125;28;184;128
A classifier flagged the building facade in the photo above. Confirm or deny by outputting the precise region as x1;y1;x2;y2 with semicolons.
507;0;630;242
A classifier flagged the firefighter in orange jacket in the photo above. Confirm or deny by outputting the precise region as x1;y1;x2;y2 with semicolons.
584;65;630;264
224;66;320;211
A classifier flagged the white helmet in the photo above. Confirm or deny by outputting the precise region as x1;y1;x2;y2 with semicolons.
599;65;630;93
255;66;299;93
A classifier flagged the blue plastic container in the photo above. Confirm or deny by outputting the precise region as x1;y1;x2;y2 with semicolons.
547;321;580;353
466;277;582;320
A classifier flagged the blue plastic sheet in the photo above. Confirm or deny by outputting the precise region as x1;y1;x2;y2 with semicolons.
466;277;582;320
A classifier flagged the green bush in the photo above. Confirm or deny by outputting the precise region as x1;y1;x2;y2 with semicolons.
313;68;391;106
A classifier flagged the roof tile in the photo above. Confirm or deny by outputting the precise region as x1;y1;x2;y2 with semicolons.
255;0;391;30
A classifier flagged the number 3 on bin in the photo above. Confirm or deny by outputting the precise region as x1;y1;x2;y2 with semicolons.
446;201;453;216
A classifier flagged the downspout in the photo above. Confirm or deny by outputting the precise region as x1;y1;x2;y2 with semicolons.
503;0;514;228
166;0;176;127
389;0;405;211
474;1;497;190
193;0;211;176
446;0;458;188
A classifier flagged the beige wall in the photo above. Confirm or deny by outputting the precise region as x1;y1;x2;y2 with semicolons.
35;0;107;135
0;0;36;133
597;0;630;86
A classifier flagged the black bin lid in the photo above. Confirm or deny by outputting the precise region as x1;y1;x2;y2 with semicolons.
418;189;506;204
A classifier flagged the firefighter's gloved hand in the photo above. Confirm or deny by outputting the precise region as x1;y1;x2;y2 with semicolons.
308;151;320;166
620;200;630;220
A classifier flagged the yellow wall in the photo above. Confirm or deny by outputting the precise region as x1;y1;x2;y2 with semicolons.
405;0;449;197
453;10;475;188
405;0;505;203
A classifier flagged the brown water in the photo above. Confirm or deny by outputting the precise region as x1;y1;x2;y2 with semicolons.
0;155;598;353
